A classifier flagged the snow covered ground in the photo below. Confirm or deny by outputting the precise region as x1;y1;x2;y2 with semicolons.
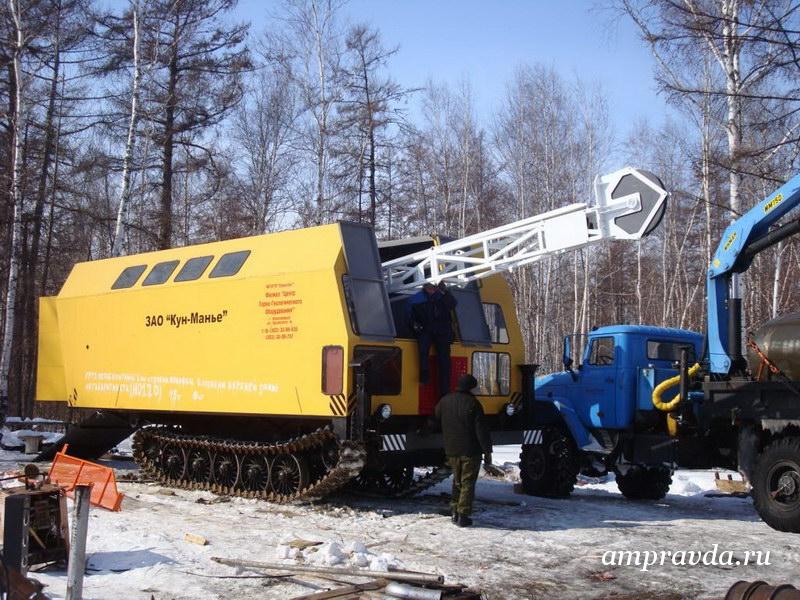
1;445;797;600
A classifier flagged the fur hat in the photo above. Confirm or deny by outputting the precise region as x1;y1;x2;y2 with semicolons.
456;373;478;392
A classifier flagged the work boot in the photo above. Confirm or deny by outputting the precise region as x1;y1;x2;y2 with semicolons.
457;514;473;527
451;511;458;524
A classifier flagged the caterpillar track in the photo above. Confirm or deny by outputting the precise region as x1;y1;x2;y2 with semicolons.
350;465;452;499
132;427;367;503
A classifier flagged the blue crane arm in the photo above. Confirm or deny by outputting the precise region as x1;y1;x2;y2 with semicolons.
707;173;800;374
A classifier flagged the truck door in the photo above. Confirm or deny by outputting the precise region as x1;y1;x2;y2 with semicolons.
577;335;618;427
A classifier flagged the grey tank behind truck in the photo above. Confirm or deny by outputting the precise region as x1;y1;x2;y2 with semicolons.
748;313;800;381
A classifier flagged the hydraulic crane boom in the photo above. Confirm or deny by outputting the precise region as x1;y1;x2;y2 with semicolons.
707;173;800;374
382;167;669;294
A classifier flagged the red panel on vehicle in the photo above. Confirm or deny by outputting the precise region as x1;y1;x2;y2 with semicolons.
418;356;468;415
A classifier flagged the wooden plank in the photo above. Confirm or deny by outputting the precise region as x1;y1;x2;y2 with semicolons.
291;579;387;600
714;472;749;494
184;533;209;546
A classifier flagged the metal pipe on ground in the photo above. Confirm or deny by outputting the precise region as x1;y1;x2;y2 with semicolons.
726;580;800;600
211;557;444;585
66;484;91;600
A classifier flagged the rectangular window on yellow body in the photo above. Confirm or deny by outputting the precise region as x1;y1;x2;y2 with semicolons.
482;303;509;344
322;346;344;395
472;352;510;396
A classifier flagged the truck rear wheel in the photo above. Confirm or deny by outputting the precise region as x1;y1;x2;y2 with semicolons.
752;437;800;533
614;465;672;500
519;426;578;498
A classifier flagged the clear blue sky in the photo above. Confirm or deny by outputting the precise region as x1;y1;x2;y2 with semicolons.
239;0;674;133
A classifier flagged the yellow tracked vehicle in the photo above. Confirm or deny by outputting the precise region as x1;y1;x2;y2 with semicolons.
35;168;668;501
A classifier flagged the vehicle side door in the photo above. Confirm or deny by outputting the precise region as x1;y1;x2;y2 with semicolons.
575;335;618;428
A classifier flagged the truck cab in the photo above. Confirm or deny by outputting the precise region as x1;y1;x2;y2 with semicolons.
536;325;703;441
521;326;703;499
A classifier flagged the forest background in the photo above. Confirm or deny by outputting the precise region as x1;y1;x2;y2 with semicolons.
1;0;799;417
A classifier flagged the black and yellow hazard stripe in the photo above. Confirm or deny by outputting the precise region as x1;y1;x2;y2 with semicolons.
329;394;348;416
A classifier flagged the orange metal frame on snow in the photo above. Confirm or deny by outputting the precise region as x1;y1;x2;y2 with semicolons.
48;445;124;511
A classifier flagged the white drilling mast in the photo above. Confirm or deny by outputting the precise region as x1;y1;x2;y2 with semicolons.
381;167;668;294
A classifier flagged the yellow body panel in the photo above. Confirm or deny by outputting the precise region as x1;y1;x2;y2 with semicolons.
36;224;525;419
36;297;67;401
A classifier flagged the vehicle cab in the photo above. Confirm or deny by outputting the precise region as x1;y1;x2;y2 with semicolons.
534;325;703;448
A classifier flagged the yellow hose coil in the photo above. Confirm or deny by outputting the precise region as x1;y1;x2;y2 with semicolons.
651;363;701;412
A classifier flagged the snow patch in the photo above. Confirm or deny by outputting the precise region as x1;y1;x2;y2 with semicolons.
368;553;399;572
0;426;63;450
275;536;403;570
111;435;134;457
672;471;720;496
309;541;347;566
680;479;704;495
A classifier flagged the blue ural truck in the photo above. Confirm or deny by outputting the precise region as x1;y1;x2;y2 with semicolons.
520;172;800;532
522;325;703;501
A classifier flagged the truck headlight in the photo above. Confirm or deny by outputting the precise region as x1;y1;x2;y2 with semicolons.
377;404;392;420
503;403;516;417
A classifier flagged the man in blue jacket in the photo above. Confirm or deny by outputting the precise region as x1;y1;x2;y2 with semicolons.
408;281;457;395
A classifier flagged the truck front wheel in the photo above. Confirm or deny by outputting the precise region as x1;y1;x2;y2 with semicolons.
615;465;672;500
519;426;578;498
752;437;800;533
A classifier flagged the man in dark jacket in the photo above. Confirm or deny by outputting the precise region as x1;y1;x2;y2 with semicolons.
434;373;492;527
408;282;457;394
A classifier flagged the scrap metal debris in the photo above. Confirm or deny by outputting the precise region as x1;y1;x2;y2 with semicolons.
589;571;617;582
0;562;49;599
725;580;800;600
209;556;484;599
195;495;231;505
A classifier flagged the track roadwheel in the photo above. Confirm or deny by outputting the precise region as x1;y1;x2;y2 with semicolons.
270;454;310;497
187;449;212;484
240;455;271;493
752;437;800;533
352;469;380;492
519;427;579;498
377;467;415;495
161;444;187;481
140;433;161;464
309;441;340;482
212;451;240;491
615;465;672;500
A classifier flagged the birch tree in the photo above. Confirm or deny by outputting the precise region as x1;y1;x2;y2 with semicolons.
618;0;800;216
0;0;25;423
230;65;299;234
111;0;143;257
264;0;346;225
617;0;800;337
